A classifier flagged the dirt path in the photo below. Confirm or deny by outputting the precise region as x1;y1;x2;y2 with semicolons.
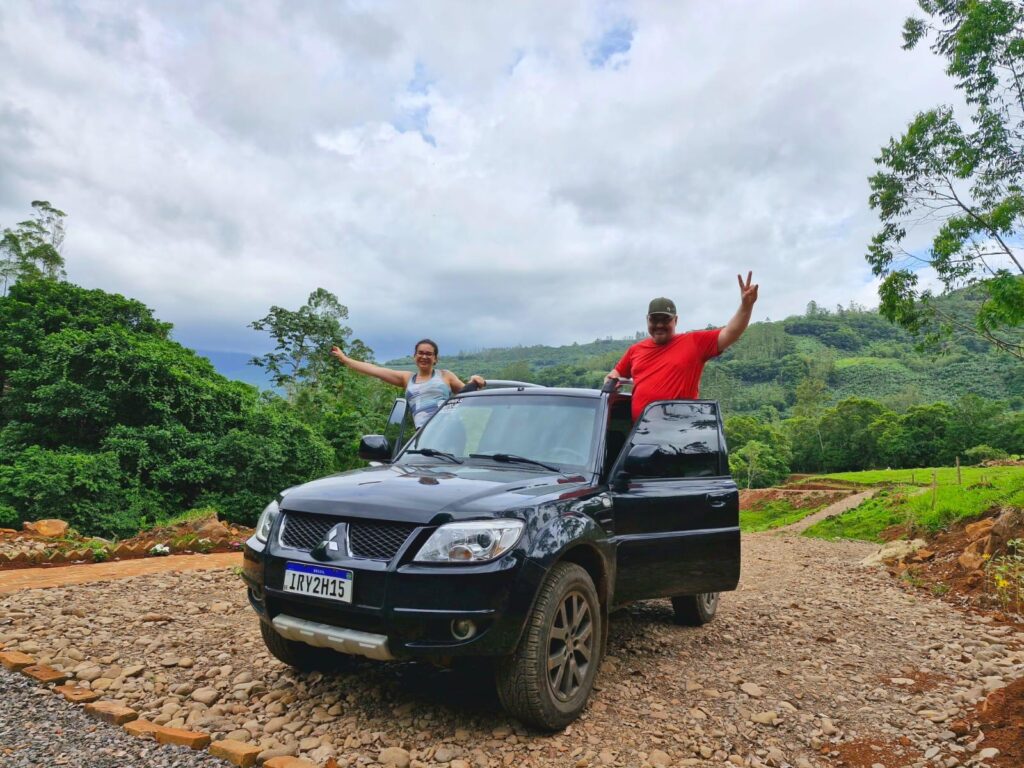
1;534;1021;768
0;552;241;594
777;489;878;534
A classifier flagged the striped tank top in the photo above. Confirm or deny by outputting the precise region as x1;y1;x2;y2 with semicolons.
405;369;452;428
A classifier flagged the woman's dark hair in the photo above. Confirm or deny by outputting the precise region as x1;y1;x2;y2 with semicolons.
414;338;439;357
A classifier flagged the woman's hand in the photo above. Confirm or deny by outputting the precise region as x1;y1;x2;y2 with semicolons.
330;345;349;365
469;374;486;388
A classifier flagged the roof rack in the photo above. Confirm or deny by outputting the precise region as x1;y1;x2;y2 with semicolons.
479;379;545;389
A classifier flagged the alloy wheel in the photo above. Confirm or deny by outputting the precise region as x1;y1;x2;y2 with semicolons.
547;589;594;701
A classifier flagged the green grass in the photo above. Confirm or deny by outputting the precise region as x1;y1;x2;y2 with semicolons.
802;465;1024;542
740;500;827;533
154;505;220;529
817;465;1022;487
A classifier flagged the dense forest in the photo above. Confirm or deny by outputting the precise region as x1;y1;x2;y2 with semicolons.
0;280;393;537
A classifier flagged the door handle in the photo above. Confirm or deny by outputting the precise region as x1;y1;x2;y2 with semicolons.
707;494;729;508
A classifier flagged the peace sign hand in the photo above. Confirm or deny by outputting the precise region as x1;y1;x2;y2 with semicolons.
737;271;759;310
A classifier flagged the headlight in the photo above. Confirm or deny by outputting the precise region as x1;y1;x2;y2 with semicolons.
254;500;280;543
414;519;524;563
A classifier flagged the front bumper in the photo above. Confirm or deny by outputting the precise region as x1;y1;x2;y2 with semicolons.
243;537;543;660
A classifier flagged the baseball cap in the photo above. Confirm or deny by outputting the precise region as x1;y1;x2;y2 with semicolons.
647;297;677;317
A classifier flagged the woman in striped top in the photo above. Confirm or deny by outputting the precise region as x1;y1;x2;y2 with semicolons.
330;339;485;428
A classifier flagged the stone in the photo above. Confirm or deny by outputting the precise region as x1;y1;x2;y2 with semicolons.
85;701;138;725
196;519;232;540
263;759;317;768
22;664;69;685
192;687;220;705
258;745;298;762
153;725;212;749
22;519;69;538
965;518;995;541
54;684;101;703
210;739;261;767
959;539;986;572
861;539;927;566
648;749;672;767
751;711;778;725
379;746;411;768
435;746;459;762
740;682;764;697
75;665;103;682
987;507;1024;555
977;747;1000;759
264;715;290;734
0;651;35;671
124;719;161;737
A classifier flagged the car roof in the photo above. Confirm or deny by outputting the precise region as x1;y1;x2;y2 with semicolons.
459;386;605;399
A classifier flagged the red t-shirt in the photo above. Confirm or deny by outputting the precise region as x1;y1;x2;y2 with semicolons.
615;329;721;420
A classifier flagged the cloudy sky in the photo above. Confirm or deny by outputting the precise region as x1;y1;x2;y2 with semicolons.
0;1;957;361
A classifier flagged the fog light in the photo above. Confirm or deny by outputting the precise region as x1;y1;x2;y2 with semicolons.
451;619;477;640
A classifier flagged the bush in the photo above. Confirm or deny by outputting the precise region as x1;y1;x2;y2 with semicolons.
964;444;1010;465
0;504;17;529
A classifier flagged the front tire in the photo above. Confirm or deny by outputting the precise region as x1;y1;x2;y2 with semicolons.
495;563;602;730
671;592;719;626
259;620;351;672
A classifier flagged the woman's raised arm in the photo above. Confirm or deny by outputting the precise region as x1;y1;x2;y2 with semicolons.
331;346;410;389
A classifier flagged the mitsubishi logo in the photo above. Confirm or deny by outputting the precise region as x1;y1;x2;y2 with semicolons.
325;523;348;552
312;522;348;561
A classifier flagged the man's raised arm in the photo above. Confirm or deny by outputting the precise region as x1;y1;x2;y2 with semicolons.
717;271;759;353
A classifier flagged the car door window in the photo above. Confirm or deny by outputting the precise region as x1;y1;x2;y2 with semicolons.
628;402;722;478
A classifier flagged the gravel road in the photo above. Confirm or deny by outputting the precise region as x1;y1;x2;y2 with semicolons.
1;532;1021;768
0;665;230;768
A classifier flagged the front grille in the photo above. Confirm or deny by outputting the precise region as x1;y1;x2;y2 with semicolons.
280;512;335;551
280;512;417;561
349;521;417;560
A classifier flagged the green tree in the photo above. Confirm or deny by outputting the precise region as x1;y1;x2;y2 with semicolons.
900;402;955;467
728;440;790;489
1;201;67;295
249;288;373;399
498;359;533;382
866;0;1024;358
818;398;890;471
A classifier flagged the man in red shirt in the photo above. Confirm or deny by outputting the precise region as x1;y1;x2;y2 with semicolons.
606;272;760;420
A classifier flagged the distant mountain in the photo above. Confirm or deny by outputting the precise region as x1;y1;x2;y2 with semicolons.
196;350;275;390
386;289;1022;415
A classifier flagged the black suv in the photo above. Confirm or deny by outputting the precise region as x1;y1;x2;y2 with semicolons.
242;383;740;730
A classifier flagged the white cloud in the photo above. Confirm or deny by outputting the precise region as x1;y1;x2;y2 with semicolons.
0;0;958;361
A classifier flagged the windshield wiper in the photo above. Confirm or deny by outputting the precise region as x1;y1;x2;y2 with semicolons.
405;448;463;464
469;453;561;472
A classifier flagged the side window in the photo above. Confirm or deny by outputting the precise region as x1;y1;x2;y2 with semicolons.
628;402;722;478
603;397;632;476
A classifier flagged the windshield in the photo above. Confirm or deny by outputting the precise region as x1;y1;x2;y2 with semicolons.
400;394;600;472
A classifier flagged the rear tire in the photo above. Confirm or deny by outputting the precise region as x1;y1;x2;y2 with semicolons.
259;620;352;672
671;592;719;626
495;563;602;731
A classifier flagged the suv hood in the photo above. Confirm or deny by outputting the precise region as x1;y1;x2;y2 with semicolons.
278;463;592;524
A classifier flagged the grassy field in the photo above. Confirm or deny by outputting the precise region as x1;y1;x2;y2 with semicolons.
740;500;829;533
802;465;1024;542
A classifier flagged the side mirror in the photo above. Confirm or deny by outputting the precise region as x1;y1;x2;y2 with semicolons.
359;435;393;463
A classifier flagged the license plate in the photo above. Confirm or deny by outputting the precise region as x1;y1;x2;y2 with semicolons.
283;562;353;603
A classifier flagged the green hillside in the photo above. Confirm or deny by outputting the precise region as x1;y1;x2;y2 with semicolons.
389;291;1022;416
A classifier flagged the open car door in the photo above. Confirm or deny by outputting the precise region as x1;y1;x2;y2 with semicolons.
608;400;740;604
